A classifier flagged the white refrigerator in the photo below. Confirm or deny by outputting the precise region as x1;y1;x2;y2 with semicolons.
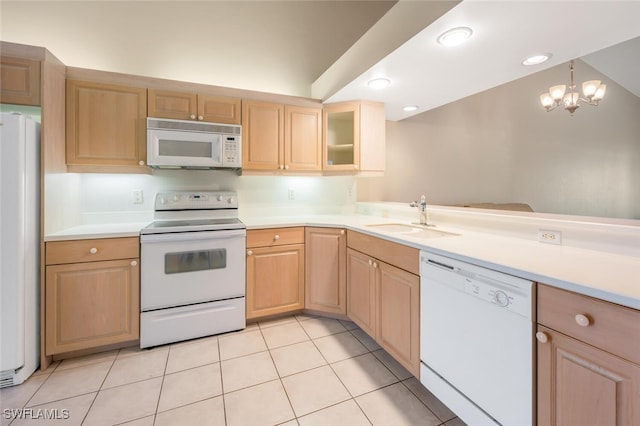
0;112;40;387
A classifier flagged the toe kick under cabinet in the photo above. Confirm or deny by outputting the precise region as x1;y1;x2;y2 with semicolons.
44;237;140;356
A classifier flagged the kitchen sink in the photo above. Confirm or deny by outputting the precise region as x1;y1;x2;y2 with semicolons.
366;223;459;239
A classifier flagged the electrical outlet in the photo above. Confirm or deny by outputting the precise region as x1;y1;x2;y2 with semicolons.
132;189;144;204
288;189;295;200
538;229;562;245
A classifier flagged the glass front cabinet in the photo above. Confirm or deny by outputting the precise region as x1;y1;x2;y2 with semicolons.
322;101;385;174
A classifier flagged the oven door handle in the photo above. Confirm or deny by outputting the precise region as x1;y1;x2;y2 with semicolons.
140;229;246;243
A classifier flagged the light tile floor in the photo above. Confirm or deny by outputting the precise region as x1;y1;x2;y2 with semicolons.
1;314;467;426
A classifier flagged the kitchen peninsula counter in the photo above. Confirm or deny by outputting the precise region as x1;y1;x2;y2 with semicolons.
44;211;640;310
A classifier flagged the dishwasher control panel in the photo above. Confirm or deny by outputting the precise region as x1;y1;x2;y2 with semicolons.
421;252;533;319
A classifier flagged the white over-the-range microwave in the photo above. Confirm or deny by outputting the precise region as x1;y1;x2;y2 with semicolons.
147;118;241;170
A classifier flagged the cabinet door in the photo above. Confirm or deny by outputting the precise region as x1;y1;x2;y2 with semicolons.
199;94;241;124
323;101;359;172
242;100;284;170
285;105;322;171
346;248;376;336
66;80;147;169
246;244;304;319
148;89;197;120
377;261;420;376
305;227;346;315
537;326;640;426
0;56;41;106
359;101;385;173
45;259;140;355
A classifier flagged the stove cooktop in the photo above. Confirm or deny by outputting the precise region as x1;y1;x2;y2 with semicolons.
141;217;245;235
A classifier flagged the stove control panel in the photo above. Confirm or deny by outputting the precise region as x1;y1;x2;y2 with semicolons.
155;191;238;211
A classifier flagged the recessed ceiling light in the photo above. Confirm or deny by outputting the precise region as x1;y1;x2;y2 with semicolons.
437;27;473;47
403;105;419;112
367;78;391;89
522;53;551;66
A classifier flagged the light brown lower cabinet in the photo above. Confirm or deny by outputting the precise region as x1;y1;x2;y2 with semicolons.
346;231;420;376
44;237;140;355
305;227;346;315
376;261;420;375
246;227;305;319
346;248;376;336
537;284;640;425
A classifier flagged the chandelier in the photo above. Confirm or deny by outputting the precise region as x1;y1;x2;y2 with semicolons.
539;60;606;115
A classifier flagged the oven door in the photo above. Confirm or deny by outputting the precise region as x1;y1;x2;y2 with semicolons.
140;229;245;311
147;128;223;168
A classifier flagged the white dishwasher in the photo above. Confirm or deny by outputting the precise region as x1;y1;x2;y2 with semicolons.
419;251;534;426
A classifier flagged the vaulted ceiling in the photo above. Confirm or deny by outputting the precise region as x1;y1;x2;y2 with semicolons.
2;1;639;121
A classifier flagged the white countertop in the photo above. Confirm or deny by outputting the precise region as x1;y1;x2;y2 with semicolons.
44;214;640;310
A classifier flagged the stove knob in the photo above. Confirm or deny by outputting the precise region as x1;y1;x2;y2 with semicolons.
227;197;234;204
173;195;180;202
217;195;223;201
159;197;166;204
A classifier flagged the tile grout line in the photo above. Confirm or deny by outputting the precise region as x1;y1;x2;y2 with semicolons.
262;319;300;425
79;351;118;425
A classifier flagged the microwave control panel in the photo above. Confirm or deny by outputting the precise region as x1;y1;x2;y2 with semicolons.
223;135;241;167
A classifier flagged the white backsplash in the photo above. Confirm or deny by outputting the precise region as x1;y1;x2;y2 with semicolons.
64;170;357;226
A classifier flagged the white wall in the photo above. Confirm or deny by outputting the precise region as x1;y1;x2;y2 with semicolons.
45;170;356;230
0;1;393;98
358;60;640;220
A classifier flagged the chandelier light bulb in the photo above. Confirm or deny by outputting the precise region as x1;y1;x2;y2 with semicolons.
593;84;607;101
582;80;601;98
540;93;554;108
549;85;566;101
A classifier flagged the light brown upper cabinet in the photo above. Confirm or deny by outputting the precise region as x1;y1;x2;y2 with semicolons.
284;105;322;172
148;89;241;124
323;100;385;174
66;79;147;173
0;56;41;106
242;100;322;173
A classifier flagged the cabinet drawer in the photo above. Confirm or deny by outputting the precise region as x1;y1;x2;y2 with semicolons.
347;230;419;275
538;284;640;364
46;237;139;265
247;227;304;248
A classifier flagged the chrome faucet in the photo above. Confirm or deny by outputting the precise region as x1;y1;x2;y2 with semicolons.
409;195;429;225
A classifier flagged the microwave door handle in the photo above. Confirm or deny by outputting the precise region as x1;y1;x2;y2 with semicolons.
212;134;222;164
